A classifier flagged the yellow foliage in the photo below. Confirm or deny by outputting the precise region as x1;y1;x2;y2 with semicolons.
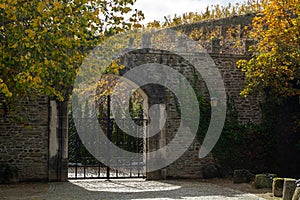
37;2;44;13
0;0;144;104
0;79;12;98
0;3;7;9
25;29;35;38
237;0;300;97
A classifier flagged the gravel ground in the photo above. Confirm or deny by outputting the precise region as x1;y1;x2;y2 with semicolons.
0;179;267;200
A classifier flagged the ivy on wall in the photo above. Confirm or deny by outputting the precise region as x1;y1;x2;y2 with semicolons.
196;95;276;174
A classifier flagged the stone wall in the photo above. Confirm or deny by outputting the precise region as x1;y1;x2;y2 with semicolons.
0;97;68;182
173;13;255;35
0;51;263;181
0;14;262;181
0;96;49;181
121;48;263;179
211;53;263;123
123;49;263;122
172;14;256;55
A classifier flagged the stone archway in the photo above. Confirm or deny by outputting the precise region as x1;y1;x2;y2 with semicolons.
66;73;155;180
118;49;213;179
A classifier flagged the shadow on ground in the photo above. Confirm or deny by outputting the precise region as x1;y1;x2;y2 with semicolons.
0;179;266;200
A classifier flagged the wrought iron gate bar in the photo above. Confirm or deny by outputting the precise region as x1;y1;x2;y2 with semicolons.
68;95;147;180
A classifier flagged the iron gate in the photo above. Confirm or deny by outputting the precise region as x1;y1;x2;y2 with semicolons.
68;96;147;179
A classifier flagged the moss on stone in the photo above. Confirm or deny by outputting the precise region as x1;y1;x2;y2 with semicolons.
254;174;277;189
272;177;284;197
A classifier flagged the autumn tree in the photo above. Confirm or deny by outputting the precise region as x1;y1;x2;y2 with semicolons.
237;0;300;97
0;0;144;108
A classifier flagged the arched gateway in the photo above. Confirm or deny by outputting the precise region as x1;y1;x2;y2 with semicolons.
0;14;264;182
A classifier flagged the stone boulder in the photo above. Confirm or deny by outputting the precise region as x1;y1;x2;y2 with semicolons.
202;164;221;179
292;187;300;200
283;178;296;200
233;169;255;184
254;174;277;189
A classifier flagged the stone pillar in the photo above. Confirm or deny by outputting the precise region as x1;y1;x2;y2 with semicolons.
158;105;167;179
48;99;68;182
146;99;166;180
48;99;59;181
58;100;69;182
283;179;297;200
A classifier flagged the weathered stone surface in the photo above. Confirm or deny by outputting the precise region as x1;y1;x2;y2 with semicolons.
283;179;297;200
254;174;277;189
233;169;254;183
1;15;267;181
0;96;49;181
122;48;264;179
292;187;300;200
272;178;284;197
0;95;69;182
0;163;18;184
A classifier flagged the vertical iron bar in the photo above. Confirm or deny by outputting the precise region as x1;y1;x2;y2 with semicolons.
75;131;79;179
83;118;86;178
106;95;111;180
130;133;132;178
116;122;119;178
139;106;143;177
98;161;101;178
129;100;132;177
137;123;139;178
140;106;144;177
123;119;126;176
75;164;77;179
84;161;86;178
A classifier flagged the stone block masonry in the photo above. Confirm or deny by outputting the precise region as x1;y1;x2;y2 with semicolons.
0;51;263;181
0;96;49;181
121;48;263;179
0;96;68;182
122;50;263;124
0;14;263;181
